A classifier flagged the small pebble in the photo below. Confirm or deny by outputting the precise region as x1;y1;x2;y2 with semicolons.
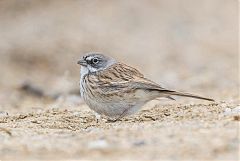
0;111;9;117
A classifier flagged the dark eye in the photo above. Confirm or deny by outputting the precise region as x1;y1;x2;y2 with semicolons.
92;58;99;64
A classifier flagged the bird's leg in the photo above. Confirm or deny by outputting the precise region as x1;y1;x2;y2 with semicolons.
94;112;101;123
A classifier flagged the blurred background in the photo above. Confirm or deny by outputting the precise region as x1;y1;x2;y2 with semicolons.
0;0;238;111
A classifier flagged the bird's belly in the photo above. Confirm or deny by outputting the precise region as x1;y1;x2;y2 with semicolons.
80;84;130;117
80;78;151;118
85;98;131;117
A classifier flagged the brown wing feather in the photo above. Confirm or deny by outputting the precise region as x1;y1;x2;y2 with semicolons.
89;63;214;101
89;63;167;92
100;62;144;81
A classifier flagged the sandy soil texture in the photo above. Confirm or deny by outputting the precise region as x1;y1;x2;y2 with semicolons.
0;101;239;161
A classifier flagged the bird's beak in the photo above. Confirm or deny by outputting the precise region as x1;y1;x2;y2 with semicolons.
77;60;87;66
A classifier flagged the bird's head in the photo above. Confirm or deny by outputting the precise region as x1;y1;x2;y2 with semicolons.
77;52;116;73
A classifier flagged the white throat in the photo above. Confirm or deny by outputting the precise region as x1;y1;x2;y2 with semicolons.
80;66;89;97
80;66;89;79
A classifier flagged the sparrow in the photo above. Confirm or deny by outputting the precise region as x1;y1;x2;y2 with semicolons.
77;52;214;120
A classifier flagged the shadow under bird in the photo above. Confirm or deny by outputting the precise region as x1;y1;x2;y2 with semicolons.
77;52;214;120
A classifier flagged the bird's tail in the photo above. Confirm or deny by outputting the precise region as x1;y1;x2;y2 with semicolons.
162;90;214;101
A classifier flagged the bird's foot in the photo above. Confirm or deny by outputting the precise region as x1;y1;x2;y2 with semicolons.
94;113;101;123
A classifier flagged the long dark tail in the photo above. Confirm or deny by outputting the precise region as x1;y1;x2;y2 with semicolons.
162;90;214;101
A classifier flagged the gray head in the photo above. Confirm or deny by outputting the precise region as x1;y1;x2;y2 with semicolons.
77;52;116;73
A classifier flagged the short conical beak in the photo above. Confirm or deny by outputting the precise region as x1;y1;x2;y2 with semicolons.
77;60;87;66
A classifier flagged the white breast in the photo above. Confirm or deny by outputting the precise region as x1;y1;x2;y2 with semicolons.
80;66;89;97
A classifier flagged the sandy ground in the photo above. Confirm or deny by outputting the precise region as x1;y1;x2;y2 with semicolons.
0;101;239;161
0;0;239;161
